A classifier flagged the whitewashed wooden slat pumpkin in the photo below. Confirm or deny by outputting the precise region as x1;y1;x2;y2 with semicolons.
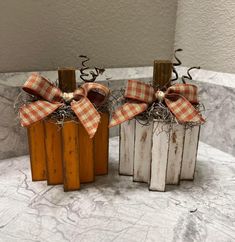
119;119;200;191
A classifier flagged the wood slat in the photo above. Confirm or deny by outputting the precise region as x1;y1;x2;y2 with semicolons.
62;121;80;191
181;126;200;180
166;124;185;185
78;123;94;183
133;121;153;183
94;112;109;175
27;120;47;181
119;119;136;176
44;119;63;185
149;122;170;191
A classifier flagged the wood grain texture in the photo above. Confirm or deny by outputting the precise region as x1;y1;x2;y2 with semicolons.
44;119;63;185
149;122;170;191
78;123;94;183
62;121;80;191
27;120;47;181
58;68;76;92
94;112;109;175
153;60;172;88
181;126;200;180
119;119;136;176
166;124;185;185
133;121;153;183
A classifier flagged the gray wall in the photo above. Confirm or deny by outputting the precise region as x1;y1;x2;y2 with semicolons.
0;0;177;72
175;0;235;74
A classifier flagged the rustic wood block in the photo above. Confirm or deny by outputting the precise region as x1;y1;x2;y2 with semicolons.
44;119;63;185
153;60;172;89
119;119;136;176
94;112;109;175
149;122;170;191
133;121;153;183
166;123;185;185
62;121;80;191
58;68;76;93
27;120;47;181
181;126;200;180
78;122;94;183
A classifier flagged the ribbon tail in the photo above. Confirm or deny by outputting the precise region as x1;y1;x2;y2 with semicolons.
19;100;63;127
71;97;100;138
109;102;148;127
165;94;205;124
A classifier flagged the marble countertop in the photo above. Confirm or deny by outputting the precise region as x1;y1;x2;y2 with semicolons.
0;137;235;242
1;66;235;88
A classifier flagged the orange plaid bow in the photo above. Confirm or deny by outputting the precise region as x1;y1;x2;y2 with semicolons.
109;80;205;127
19;73;109;138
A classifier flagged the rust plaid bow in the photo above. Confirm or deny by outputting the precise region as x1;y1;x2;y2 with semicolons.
109;80;205;127
19;73;109;138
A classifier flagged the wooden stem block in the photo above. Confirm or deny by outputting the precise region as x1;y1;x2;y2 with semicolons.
153;60;172;89
166;124;185;185
94;112;109;175
119;119;136;176
181;126;200;180
133;121;153;183
149;122;170;191
78;123;94;183
27;120;47;181
58;68;76;92
44;119;63;185
62;121;80;191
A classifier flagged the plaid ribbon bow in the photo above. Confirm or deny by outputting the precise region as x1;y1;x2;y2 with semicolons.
19;73;109;138
109;80;205;127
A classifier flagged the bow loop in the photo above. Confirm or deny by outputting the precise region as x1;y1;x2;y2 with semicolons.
20;73;110;138
22;74;63;102
124;80;155;103
166;84;199;104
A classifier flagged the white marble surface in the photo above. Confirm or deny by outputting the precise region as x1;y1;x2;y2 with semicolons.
0;137;235;242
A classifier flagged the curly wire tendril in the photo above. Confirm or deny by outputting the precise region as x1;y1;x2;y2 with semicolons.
182;66;201;84
79;55;105;83
171;48;183;83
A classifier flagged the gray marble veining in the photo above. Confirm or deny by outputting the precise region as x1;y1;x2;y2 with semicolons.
0;137;235;242
197;81;235;156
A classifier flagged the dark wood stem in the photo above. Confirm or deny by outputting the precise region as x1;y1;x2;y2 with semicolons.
153;60;173;90
58;68;76;92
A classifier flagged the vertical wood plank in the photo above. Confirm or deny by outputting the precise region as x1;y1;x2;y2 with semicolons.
44;119;63;185
119;119;136;176
133;121;153;183
166;124;185;185
78;123;94;183
62;121;80;191
27;120;47;181
149;122;170;191
94;112;109;175
181;126;200;180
